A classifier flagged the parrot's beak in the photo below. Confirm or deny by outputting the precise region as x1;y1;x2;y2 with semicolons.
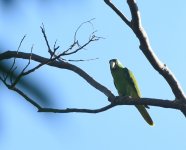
109;60;116;69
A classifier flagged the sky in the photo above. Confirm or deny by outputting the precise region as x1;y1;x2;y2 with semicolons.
0;0;186;150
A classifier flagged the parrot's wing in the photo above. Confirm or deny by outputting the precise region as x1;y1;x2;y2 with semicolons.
124;68;150;109
124;67;141;97
113;80;122;96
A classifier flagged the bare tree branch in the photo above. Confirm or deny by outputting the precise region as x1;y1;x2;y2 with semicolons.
104;0;131;27
61;33;100;56
104;0;186;102
38;97;186;114
4;35;26;81
73;18;95;44
0;76;41;110
1;74;185;114
1;51;186;114
40;24;53;56
1;71;185;114
38;103;116;113
10;45;33;87
41;19;101;62
38;96;186;114
0;51;115;99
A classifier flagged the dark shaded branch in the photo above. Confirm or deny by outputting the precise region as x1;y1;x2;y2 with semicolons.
38;103;116;113
39;97;186;114
40;24;52;55
0;75;116;113
11;45;33;87
116;97;186;117
2;74;185;114
0;77;41;110
3;74;185;114
104;0;186;102
115;97;181;109
0;51;115;99
4;35;26;81
38;97;186;115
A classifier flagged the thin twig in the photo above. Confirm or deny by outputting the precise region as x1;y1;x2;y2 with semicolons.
9;66;17;84
40;24;52;55
11;45;34;87
62;35;100;56
4;35;26;81
53;40;60;54
74;18;95;42
62;58;99;62
104;0;131;27
40;20;100;62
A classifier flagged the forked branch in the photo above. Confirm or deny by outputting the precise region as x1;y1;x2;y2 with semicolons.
104;0;186;102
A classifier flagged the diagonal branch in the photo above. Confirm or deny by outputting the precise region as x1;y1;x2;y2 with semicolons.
104;0;186;102
0;76;41;110
0;75;116;113
0;51;115;99
104;0;131;27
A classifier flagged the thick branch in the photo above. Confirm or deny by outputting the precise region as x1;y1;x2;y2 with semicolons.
127;0;186;101
0;51;115;99
39;97;186;114
2;77;185;114
104;0;186;102
115;97;181;109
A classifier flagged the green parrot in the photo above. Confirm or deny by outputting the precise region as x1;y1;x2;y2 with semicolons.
109;59;154;126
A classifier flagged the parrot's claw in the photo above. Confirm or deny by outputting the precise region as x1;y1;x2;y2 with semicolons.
114;96;132;103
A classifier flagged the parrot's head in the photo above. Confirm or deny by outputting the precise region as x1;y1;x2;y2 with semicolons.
109;59;124;70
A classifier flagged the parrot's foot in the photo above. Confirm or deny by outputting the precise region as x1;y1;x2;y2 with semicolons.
113;96;132;103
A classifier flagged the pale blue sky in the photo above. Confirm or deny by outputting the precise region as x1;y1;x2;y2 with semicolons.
1;0;186;150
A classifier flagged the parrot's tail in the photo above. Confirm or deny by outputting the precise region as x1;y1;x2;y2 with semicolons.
135;105;154;126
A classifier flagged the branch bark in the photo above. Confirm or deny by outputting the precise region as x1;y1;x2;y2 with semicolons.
0;51;115;99
38;97;185;114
